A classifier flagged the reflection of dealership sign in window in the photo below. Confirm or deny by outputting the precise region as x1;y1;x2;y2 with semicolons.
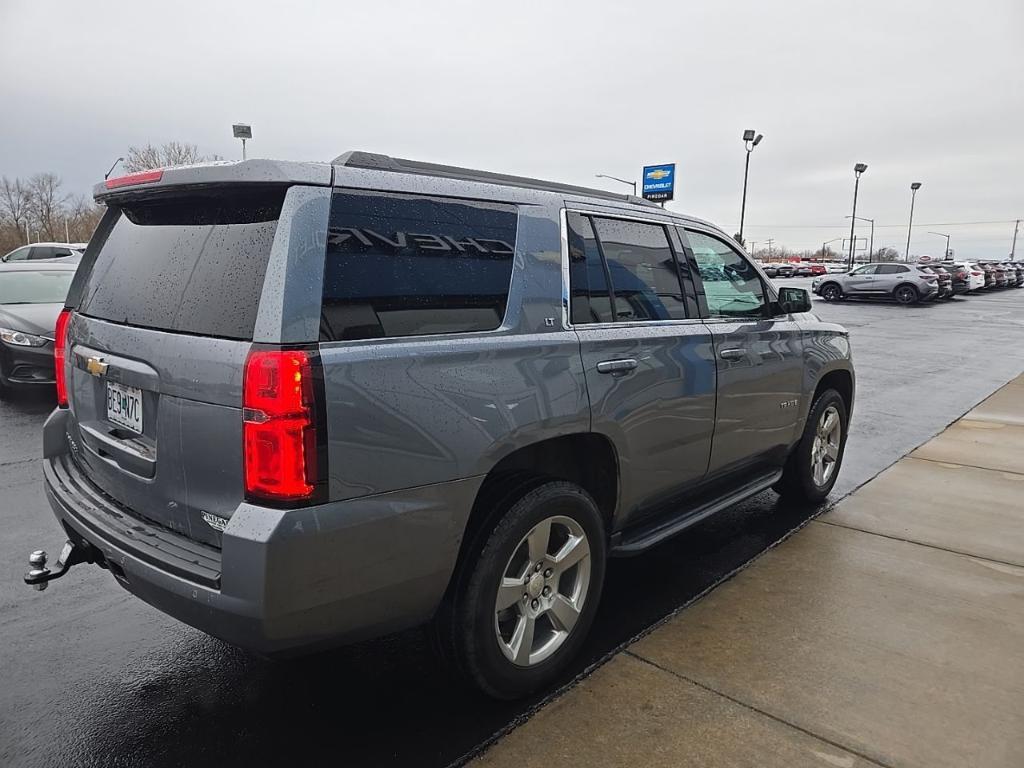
642;163;676;202
321;191;519;341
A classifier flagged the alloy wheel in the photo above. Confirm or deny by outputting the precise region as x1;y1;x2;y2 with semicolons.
811;405;842;487
494;515;592;667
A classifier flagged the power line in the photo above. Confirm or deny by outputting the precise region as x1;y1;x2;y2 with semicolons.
733;220;1019;229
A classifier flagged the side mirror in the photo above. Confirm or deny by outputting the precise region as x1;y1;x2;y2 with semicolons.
777;287;812;314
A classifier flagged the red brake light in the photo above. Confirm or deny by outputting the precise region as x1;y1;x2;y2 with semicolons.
54;308;72;407
105;169;164;189
243;349;317;501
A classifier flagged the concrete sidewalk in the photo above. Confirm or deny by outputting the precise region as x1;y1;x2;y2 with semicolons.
474;376;1024;768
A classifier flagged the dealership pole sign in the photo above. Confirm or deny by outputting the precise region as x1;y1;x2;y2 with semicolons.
642;163;675;202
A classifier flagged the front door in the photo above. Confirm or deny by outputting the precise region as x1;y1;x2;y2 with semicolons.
682;229;805;476
845;263;879;294
567;211;716;525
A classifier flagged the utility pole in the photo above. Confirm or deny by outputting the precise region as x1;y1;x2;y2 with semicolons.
766;238;774;260
1012;219;1020;260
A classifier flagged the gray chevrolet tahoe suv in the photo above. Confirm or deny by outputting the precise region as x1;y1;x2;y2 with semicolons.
26;153;854;699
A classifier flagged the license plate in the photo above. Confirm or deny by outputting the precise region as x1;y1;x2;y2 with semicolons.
106;381;143;433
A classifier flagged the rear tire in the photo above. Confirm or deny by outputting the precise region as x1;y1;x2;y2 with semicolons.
434;480;606;699
776;388;848;503
894;284;919;305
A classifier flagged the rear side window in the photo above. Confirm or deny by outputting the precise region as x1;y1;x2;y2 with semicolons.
592;218;689;321
320;191;517;341
567;213;690;324
78;188;285;340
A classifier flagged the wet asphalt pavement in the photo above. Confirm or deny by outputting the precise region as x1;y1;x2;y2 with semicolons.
2;285;1024;768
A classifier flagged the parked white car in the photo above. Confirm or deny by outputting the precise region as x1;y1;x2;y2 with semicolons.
955;262;986;291
1;243;85;264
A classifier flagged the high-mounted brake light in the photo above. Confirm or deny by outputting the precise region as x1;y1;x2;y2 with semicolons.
54;308;72;407
104;169;164;189
243;349;317;501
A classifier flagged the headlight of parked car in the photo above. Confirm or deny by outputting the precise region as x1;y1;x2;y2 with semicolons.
0;327;49;347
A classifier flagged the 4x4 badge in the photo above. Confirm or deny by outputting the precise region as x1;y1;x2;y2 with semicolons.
86;357;108;377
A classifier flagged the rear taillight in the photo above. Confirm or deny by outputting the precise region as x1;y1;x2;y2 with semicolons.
54;308;72;407
243;349;318;502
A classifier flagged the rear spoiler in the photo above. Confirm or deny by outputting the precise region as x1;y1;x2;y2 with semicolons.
94;159;333;203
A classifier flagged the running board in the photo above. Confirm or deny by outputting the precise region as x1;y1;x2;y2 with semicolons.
610;469;783;557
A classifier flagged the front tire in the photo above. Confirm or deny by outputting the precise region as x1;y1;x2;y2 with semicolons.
435;480;606;699
820;283;843;302
776;388;848;503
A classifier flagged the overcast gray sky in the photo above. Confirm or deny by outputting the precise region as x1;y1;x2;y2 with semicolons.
2;0;1022;258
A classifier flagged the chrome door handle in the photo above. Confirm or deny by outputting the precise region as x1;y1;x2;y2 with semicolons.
596;358;638;374
719;348;746;361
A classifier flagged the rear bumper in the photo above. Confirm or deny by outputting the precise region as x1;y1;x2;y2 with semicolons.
41;410;481;654
0;341;55;386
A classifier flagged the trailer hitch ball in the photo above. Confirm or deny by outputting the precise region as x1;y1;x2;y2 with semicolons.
28;550;51;591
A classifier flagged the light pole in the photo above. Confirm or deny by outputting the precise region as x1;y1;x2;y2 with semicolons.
595;174;637;196
738;129;763;244
928;231;951;261
905;182;922;261
847;163;868;269
104;157;124;180
845;215;874;261
822;237;843;262
1012;219;1020;260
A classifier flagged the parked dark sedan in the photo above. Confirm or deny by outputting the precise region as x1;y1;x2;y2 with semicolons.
0;262;76;397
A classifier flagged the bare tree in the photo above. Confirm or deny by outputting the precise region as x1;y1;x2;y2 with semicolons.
123;141;219;172
872;247;900;262
0;177;32;243
66;196;105;243
27;173;68;241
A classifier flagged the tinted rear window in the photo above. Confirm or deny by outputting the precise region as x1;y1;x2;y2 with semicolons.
77;188;285;340
321;190;517;341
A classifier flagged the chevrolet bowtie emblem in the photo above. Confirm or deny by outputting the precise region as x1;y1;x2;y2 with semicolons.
86;357;108;377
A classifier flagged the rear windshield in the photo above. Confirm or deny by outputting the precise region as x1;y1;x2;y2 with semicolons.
0;270;74;304
77;188;285;340
320;190;518;341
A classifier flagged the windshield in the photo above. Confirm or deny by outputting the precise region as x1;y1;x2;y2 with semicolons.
0;270;75;304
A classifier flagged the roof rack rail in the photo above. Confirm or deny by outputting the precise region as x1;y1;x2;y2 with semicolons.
332;151;658;207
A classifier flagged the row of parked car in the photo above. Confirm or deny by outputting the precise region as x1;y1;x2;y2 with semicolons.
808;260;1024;305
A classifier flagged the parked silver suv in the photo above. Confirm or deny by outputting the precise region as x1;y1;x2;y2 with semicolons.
26;154;855;698
812;262;938;304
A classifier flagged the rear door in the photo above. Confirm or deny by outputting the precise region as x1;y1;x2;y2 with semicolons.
682;228;804;476
568;211;715;525
63;186;290;547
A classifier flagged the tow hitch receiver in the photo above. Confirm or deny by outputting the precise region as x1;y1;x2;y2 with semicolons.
24;540;93;591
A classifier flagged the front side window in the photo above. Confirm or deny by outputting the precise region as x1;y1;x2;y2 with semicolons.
849;265;878;275
4;247;31;262
321;191;518;341
686;230;766;319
